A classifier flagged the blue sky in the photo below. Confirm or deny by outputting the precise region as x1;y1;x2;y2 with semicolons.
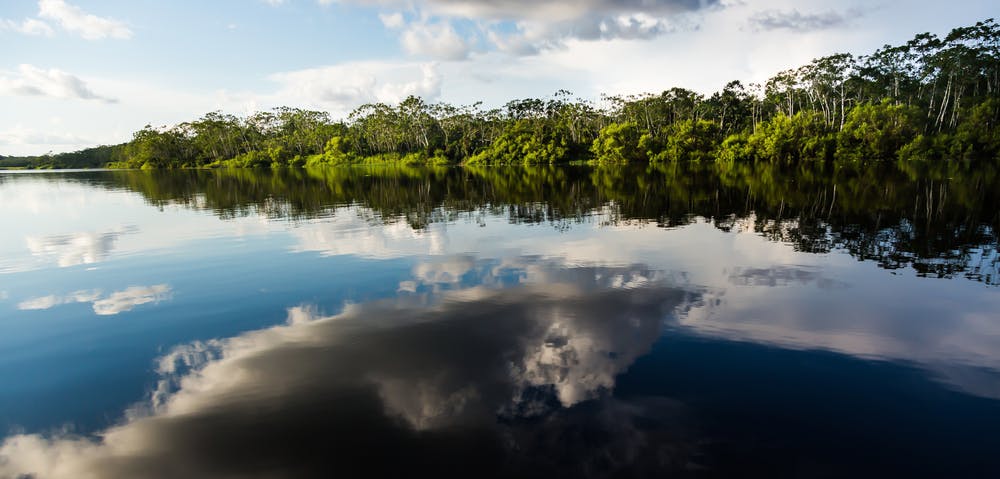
1;0;997;155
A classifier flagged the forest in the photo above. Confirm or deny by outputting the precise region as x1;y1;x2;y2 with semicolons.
3;18;998;169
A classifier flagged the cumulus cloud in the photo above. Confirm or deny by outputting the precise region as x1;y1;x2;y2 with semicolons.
486;27;550;56
17;285;171;315
370;0;719;22
370;0;718;58
0;263;696;478
748;8;862;32
399;20;471;60
485;11;688;55
0;18;54;36
269;61;441;115
37;0;132;40
0;64;117;103
378;11;405;29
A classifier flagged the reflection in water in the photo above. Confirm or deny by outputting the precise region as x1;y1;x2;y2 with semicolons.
1;167;999;476
74;163;1000;285
0;264;696;478
684;270;1000;399
9;163;997;284
17;284;172;316
726;265;844;288
292;213;448;259
17;290;102;310
92;284;172;316
24;226;137;269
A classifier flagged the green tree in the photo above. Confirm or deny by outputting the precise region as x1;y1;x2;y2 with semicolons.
591;122;644;164
837;101;922;161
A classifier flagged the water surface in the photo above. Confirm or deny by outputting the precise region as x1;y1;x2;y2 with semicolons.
1;165;999;477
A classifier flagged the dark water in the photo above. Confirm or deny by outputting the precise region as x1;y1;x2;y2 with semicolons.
0;164;998;478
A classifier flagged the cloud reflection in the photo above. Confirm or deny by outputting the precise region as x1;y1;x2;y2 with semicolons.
683;277;1000;399
24;226;138;268
0;265;697;478
17;289;101;310
92;284;172;316
727;265;845;289
17;284;171;316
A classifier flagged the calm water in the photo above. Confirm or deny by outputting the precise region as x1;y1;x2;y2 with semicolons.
1;165;999;478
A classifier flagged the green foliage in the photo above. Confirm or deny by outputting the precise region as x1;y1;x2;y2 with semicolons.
1;145;122;169
119;126;193;169
652;120;721;162
716;134;753;164
227;151;273;168
837;101;922;161
590;122;644;164
313;136;358;165
951;98;1000;159
465;120;569;165
742;112;836;163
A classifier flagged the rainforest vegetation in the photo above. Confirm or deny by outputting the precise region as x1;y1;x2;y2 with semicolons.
3;19;999;169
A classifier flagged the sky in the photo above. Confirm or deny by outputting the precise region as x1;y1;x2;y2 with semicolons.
0;0;996;156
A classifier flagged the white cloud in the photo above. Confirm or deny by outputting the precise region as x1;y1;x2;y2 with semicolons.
0;64;117;103
366;0;719;22
597;12;677;39
37;0;132;40
486;27;547;56
379;12;405;29
0;126;91;147
748;8;863;32
264;0;287;5
0;18;54;36
399;20;470;60
486;0;883;97
483;14;684;56
268;61;442;114
351;0;718;58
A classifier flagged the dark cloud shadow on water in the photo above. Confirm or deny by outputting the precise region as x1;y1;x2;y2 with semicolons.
0;264;705;478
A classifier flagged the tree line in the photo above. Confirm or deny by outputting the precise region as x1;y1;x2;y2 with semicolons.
4;18;998;169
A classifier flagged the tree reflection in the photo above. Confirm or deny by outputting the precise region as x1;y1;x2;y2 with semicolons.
63;162;1000;285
